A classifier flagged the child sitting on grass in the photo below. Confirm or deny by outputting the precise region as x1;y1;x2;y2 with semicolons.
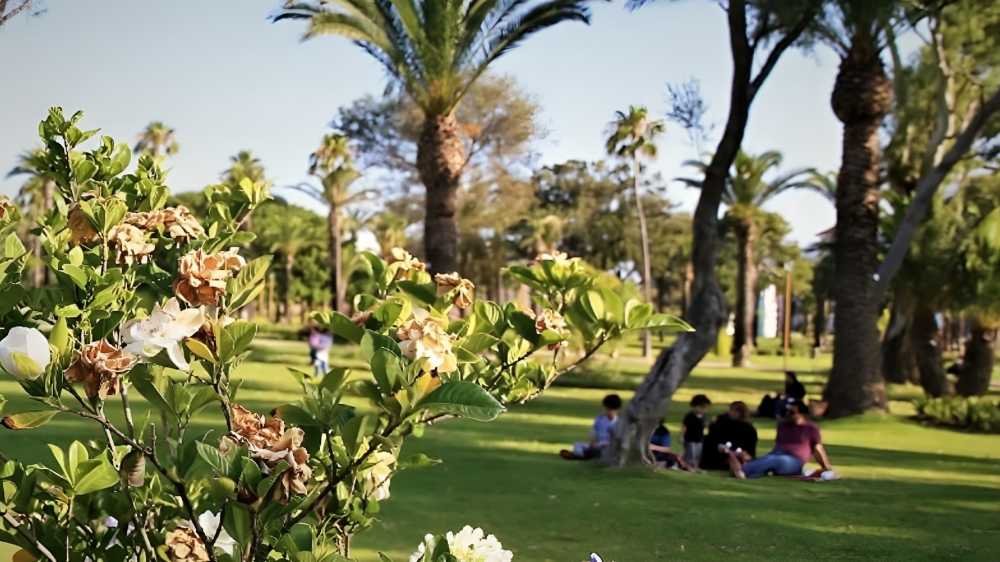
679;394;711;470
649;419;686;469
560;394;622;460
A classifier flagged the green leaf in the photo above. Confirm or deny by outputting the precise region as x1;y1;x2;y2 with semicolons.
599;287;624;323
186;386;222;418
453;347;479;364
370;349;402;395
227;255;272;310
360;330;401;362
1;410;57;430
319;367;350;395
507;311;539;345
185;339;216;364
580;290;605;322
396;280;436;305
73;459;119;495
416;381;504;422
459;333;499;353
255;460;289;499
61;264;89;289
315;311;364;344
225;321;257;358
397;454;442;469
341;414;374;457
374;299;404;326
4;233;25;259
625;301;654;329
274;404;319;427
195;441;231;476
128;365;176;417
49;316;70;355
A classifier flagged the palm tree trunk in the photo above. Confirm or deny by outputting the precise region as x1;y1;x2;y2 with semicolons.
824;37;892;417
417;114;464;275
911;304;951;397
329;205;346;314
633;155;653;358
956;316;997;397
733;216;757;367
881;303;917;385
283;253;294;324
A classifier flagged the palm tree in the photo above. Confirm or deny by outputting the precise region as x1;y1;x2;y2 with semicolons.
606;106;664;358
275;0;592;274
815;1;923;416
7;149;55;287
372;211;409;257
262;217;321;324
289;133;372;314
134;122;179;162
679;150;811;367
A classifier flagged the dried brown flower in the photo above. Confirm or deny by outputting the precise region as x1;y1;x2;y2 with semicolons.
0;195;11;221
126;206;204;243
223;405;313;504
350;309;373;328
65;340;138;401
107;224;155;265
172;249;245;306
534;308;568;350
388;247;424;279
68;203;98;245
434;272;475;309
164;527;209;562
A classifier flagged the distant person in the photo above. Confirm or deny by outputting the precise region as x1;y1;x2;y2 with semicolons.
728;399;834;479
700;401;758;471
679;394;711;470
560;394;622;460
649;419;685;469
754;371;807;418
307;326;334;377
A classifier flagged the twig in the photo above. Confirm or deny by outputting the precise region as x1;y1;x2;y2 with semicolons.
120;380;136;438
1;511;58;562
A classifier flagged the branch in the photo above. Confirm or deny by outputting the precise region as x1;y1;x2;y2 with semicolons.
876;83;1000;297
1;511;58;562
748;3;818;102
0;0;32;26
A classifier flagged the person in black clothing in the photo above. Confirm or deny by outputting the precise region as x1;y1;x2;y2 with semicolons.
679;394;711;470
700;401;758;471
755;371;807;418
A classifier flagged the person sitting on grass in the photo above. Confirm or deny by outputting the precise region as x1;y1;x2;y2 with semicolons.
700;401;757;471
649;419;686;469
560;394;622;460
679;394;711;470
727;399;833;479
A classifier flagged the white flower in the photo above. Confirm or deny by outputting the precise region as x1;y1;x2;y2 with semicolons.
409;526;513;562
123;298;205;371
179;511;236;556
396;308;458;373
365;451;395;501
0;327;51;380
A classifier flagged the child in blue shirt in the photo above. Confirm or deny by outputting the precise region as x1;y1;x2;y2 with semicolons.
560;394;622;460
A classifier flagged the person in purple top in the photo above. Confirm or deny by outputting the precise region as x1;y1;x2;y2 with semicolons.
308;327;334;377
727;399;833;479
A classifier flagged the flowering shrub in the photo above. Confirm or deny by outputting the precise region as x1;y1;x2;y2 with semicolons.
0;109;689;562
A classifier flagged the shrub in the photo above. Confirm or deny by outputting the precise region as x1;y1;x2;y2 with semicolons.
913;395;1000;433
0;110;689;561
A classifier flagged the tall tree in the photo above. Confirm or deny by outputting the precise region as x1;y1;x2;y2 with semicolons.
816;0;952;416
0;0;39;27
606;106;664;358
7;150;56;286
134;122;179;162
275;1;589;274
258;202;323;323
609;0;822;466
290;133;372;314
679;150;811;366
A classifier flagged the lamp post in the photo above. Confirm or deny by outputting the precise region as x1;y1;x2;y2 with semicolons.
783;260;794;372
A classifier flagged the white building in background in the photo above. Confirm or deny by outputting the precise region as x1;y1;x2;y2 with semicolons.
758;285;778;338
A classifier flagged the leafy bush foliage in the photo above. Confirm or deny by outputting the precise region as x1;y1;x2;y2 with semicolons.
0;109;688;562
914;395;1000;433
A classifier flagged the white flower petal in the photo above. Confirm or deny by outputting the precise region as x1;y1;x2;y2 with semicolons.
165;342;190;371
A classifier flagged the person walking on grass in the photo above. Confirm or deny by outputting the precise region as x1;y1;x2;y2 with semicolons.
560;394;622;460
679;394;711;470
308;326;333;378
727;399;834;479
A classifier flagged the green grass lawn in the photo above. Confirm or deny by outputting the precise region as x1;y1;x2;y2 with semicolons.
1;339;998;561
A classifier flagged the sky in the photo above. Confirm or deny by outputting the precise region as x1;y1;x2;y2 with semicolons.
0;0;877;247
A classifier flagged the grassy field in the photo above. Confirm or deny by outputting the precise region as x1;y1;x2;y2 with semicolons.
1;338;998;561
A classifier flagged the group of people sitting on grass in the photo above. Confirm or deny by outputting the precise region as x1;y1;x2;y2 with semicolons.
560;375;835;479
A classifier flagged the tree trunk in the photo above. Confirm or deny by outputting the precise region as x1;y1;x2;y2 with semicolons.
633;155;653;358
824;38;892;417
417;114;464;275
911;304;950;397
956;317;997;397
329;205;346;314
608;0;754;466
283;253;294;324
813;299;826;351
732;216;758;367
881;302;917;385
